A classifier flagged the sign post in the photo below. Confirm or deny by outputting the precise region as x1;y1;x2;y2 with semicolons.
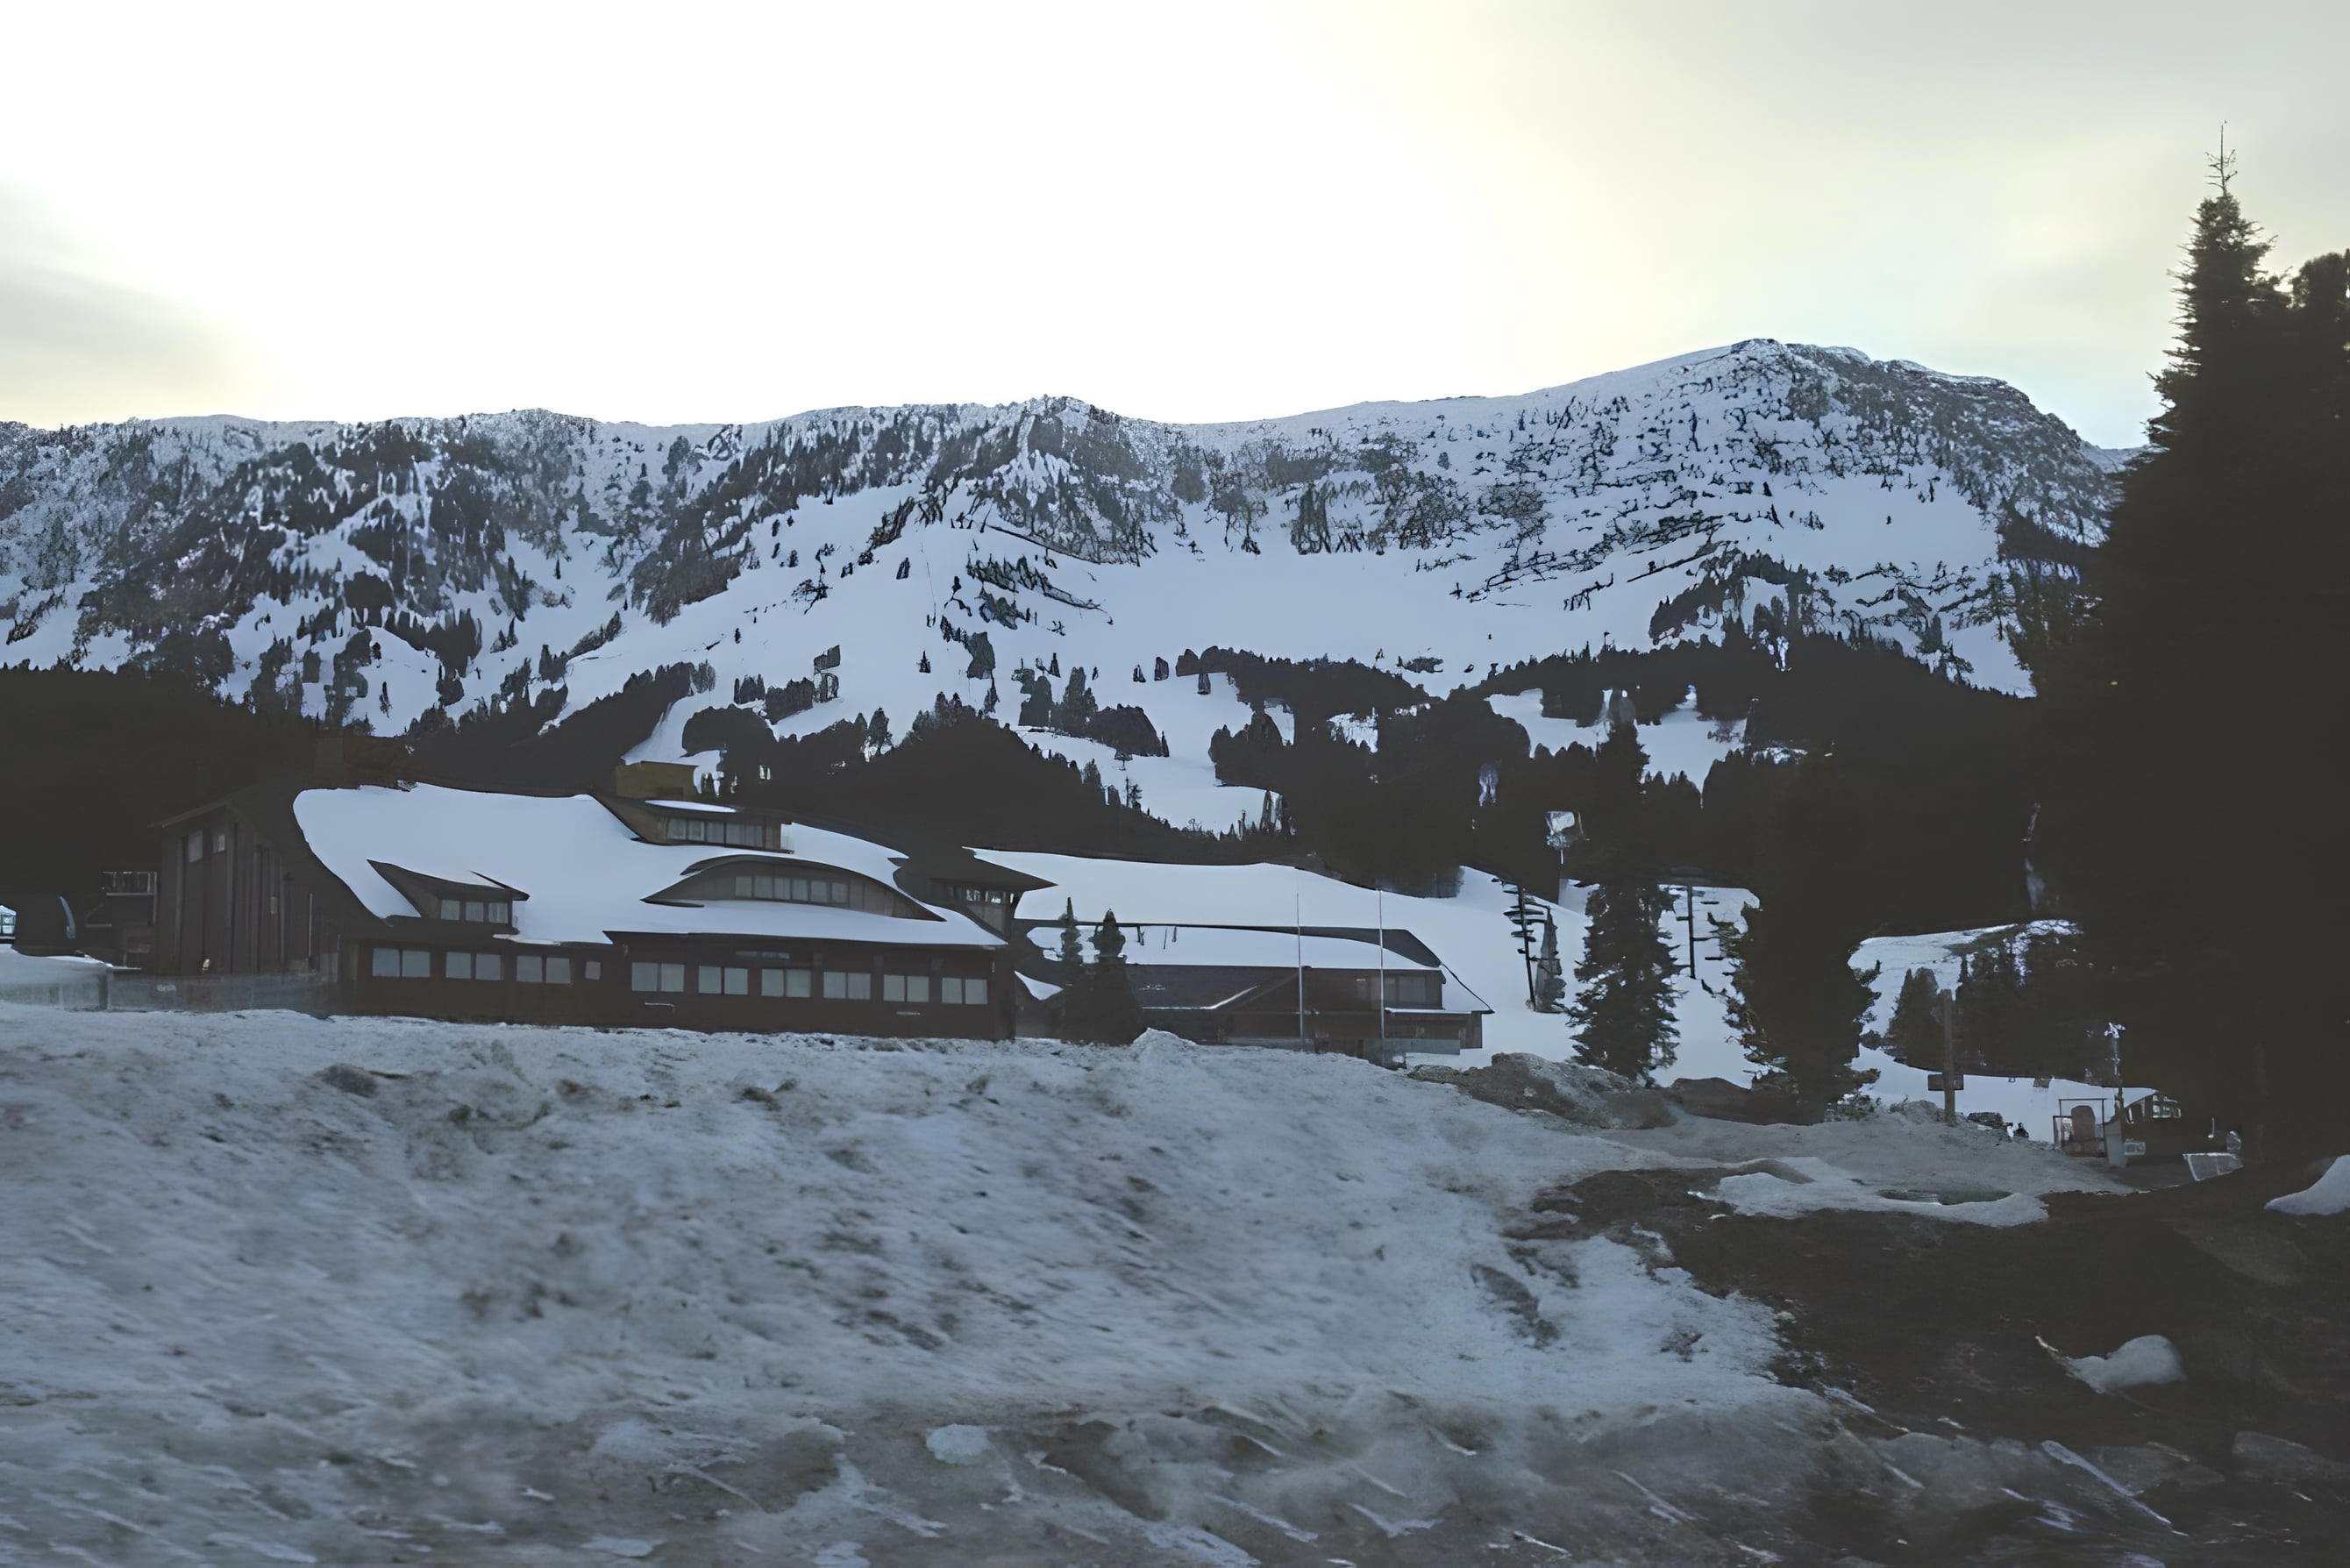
1940;980;1959;1127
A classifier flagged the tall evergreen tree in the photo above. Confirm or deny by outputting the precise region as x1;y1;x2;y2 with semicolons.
1719;753;1881;1106
1058;664;1097;731
1563;717;1679;1076
1570;718;1652;881
1569;880;1677;1080
1051;899;1094;1042
1720;900;1879;1105
2035;156;2349;1159
1955;947;2028;1073
1885;967;1947;1067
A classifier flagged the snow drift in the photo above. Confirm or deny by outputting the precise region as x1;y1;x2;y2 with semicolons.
0;1004;2141;1564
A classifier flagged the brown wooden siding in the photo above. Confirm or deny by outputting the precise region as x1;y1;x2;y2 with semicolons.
159;806;335;977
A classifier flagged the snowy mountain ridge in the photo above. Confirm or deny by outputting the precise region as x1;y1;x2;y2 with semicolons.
0;339;2112;825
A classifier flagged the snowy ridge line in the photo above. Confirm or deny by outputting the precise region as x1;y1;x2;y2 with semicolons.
3;339;2116;822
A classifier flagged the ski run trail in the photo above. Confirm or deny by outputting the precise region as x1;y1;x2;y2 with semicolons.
0;1001;2157;1567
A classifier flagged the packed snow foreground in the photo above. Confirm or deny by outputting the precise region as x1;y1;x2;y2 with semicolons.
3;1005;2132;1566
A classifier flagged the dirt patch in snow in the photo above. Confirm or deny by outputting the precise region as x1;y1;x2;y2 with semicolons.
1533;1157;2350;1563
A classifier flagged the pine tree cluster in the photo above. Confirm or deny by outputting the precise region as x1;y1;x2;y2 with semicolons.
1050;900;1146;1044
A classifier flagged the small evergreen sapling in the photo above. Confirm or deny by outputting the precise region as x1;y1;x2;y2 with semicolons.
1086;911;1145;1045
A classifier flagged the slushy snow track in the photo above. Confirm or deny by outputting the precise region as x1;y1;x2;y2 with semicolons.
0;1005;2135;1565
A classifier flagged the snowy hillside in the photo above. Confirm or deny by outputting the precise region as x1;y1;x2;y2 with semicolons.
0;340;2111;828
1;1005;2139;1565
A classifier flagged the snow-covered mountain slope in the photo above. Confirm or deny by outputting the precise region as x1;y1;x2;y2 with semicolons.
0;339;2111;823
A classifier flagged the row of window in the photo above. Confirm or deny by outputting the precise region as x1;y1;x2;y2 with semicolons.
435;897;513;924
1346;973;1443;1007
730;873;854;906
370;948;602;984
659;815;773;847
627;961;987;1005
368;947;987;1006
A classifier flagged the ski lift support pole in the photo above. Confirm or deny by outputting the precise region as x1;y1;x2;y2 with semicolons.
1295;894;1306;1047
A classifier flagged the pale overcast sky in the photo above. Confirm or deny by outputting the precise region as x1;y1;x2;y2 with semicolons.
2;0;2342;445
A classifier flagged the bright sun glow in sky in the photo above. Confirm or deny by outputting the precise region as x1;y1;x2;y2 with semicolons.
3;0;2343;445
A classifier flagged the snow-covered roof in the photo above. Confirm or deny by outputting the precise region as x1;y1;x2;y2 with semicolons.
990;853;1496;1014
292;785;1002;949
1117;924;1437;973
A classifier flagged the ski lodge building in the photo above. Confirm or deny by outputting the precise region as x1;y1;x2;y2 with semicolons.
153;764;1043;1038
148;759;1484;1059
1022;922;1488;1066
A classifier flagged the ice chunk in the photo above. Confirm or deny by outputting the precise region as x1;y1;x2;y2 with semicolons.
2062;1335;2185;1394
924;1424;990;1465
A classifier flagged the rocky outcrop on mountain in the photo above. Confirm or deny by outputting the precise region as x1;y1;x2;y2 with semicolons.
1;339;2113;750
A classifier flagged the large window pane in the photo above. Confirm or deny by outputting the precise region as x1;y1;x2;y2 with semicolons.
755;875;775;899
786;968;812;998
906;974;930;1004
402;949;431;978
791;879;809;902
735;875;753;897
631;962;660;992
698;965;723;994
845;972;871;1001
438;897;461;920
822;971;846;999
488;902;509;924
939;976;962;1005
965;977;987;1006
371;946;400;978
760;969;784;997
724;967;750;995
881;974;906;1002
660;963;687;994
516;954;545;984
464;901;487;923
475;953;502;982
447;951;474;980
547;957;572;986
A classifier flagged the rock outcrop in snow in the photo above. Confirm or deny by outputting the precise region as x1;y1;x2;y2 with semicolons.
0;340;2111;760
